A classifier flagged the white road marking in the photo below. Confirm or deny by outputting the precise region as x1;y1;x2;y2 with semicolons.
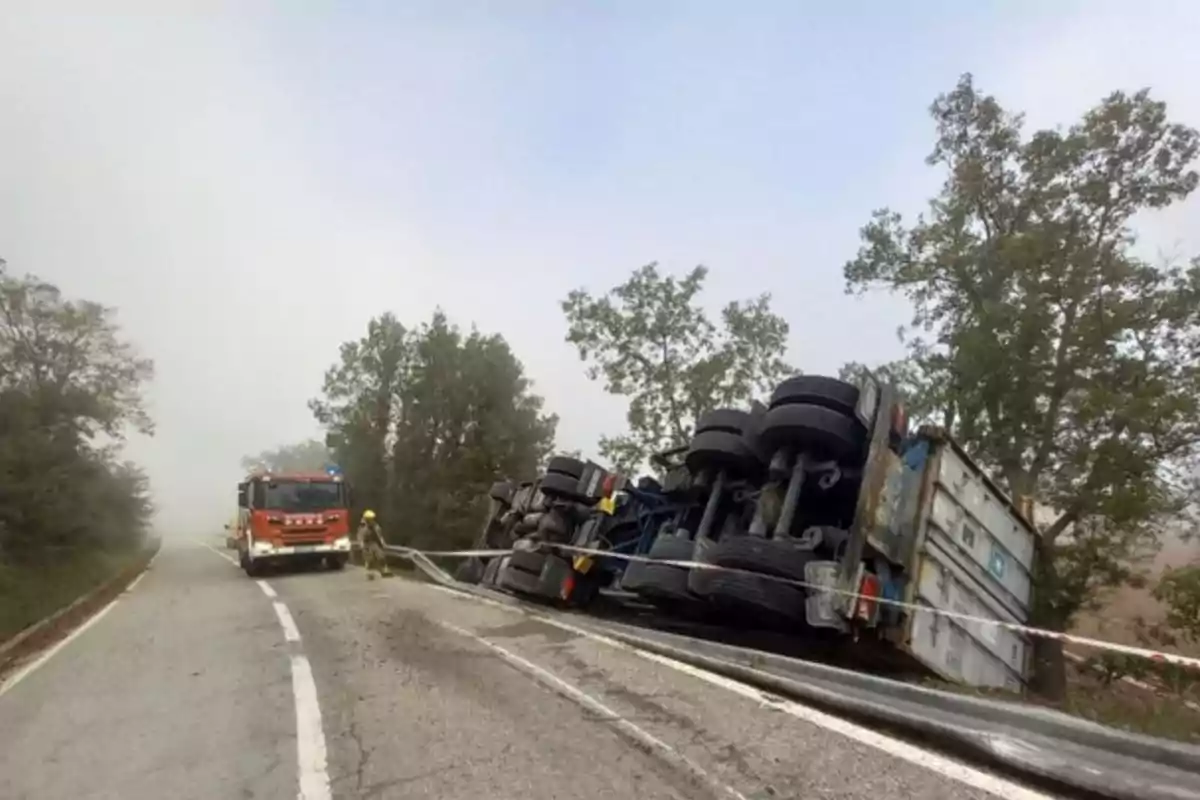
437;619;749;800
0;554;157;699
203;542;239;566
273;602;302;642
200;543;330;800
291;653;331;800
425;583;1052;800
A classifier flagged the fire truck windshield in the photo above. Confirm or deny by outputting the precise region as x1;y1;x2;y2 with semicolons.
261;480;344;512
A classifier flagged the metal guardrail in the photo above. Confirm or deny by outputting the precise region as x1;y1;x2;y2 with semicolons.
385;546;1200;800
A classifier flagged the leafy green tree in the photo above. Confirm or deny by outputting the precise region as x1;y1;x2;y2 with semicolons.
240;439;332;475
1155;563;1200;643
311;310;556;548
0;260;154;561
562;264;791;474
843;74;1200;697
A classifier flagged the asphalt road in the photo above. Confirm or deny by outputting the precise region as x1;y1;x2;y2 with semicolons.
0;541;1057;799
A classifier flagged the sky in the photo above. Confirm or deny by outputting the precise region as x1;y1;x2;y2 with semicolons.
2;1;1199;536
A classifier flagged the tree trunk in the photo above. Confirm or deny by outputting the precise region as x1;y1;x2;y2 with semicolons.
1029;635;1068;701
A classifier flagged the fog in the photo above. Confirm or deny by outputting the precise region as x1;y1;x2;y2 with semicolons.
2;3;1198;538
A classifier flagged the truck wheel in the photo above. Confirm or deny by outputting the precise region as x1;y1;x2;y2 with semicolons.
327;555;348;571
705;534;817;581
696;569;808;624
455;557;485;584
481;557;503;586
760;403;865;462
539;472;582;499
769;376;860;416
547;455;586;479
623;534;695;605
498;561;542;595
685;430;759;475
509;548;548;574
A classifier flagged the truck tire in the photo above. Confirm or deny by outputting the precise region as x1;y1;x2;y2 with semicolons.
622;534;694;605
509;547;548;574
499;560;543;595
685;430;758;474
706;534;818;581
760;403;865;461
694;408;750;435
695;569;809;623
489;481;516;504
547;456;586;479
769;376;860;416
481;557;503;586
327;555;348;571
539;472;582;499
455;557;486;584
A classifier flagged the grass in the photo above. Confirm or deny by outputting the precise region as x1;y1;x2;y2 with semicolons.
0;546;142;644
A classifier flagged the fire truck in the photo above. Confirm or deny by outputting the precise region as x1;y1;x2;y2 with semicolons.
233;468;353;576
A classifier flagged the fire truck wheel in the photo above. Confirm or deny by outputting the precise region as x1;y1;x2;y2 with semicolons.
760;403;865;462
546;455;586;479
769;375;860;416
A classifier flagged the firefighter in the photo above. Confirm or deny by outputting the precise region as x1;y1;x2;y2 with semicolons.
357;509;392;579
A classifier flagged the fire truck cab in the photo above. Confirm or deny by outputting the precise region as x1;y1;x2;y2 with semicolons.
235;469;353;576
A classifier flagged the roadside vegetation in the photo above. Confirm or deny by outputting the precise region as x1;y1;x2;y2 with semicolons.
0;260;155;643
245;74;1200;735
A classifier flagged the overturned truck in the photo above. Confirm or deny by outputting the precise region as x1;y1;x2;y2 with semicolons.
466;372;1038;690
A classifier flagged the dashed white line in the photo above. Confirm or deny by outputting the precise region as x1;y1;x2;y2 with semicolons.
424;582;1053;800
291;654;331;800
202;542;330;800
273;602;302;643
437;619;749;800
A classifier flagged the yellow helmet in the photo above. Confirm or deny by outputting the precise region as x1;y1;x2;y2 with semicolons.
362;509;376;521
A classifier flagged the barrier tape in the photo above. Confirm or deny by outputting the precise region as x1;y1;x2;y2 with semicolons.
383;542;1200;672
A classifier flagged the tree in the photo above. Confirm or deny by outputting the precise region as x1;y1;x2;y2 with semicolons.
1155;563;1200;644
0;260;154;560
311;310;556;549
241;439;331;474
843;74;1200;698
562;264;791;474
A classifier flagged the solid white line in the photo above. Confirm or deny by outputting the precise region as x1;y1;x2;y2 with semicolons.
0;554;157;699
290;654;331;800
203;542;239;566
436;619;749;800
424;583;1051;800
257;580;278;599
273;602;302;642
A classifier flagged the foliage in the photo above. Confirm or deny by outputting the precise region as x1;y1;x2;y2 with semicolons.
562;263;791;473
0;260;154;562
311;310;556;549
1155;564;1200;643
842;74;1200;697
240;439;331;475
